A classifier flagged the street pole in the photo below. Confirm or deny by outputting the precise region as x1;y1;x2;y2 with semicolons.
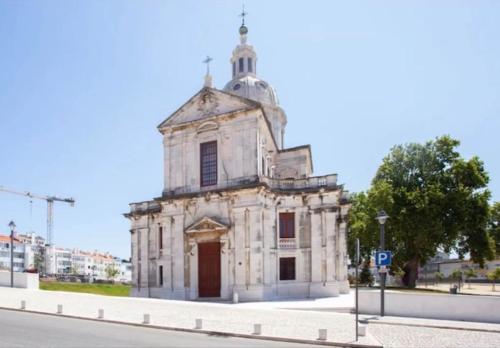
380;222;385;317
355;238;360;341
8;221;16;288
10;228;14;287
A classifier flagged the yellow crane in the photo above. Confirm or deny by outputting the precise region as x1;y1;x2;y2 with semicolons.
0;186;75;246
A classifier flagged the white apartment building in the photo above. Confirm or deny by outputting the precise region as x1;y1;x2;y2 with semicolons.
0;235;33;272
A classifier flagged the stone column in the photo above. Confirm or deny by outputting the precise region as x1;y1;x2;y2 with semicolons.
338;220;349;294
310;210;322;283
233;210;246;289
171;214;185;299
188;241;197;300
325;211;337;282
220;236;230;299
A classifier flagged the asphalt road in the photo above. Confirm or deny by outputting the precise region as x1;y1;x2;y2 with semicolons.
0;309;318;348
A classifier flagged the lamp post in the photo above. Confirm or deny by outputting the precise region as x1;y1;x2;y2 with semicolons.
8;221;16;288
375;210;389;317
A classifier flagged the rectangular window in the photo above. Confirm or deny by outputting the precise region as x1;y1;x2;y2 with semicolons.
279;212;295;238
247;57;253;73
137;230;141;261
158;226;163;250
232;62;236;77
200;141;217;186
239;57;244;72
279;257;296;280
159;265;163;286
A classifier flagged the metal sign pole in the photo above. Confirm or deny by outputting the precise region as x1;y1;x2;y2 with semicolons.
355;238;359;341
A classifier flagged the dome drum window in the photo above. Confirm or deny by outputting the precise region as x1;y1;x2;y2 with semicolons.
239;58;244;72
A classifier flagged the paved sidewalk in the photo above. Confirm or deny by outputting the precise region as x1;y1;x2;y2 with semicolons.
234;292;354;311
0;288;377;346
2;287;500;347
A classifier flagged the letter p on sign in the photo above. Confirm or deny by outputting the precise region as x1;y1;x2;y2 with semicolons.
376;251;392;266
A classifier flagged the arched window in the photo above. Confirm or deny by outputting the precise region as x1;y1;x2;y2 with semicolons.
247;57;253;73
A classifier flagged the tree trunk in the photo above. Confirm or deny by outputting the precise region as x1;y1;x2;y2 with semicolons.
402;259;420;288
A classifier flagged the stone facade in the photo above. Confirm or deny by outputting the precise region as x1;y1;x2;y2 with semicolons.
125;22;350;301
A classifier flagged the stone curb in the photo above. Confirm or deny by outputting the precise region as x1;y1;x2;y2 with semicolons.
0;306;382;348
363;318;500;334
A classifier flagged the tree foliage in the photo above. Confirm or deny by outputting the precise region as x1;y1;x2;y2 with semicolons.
489;202;500;256
487;268;500;291
359;260;374;286
105;265;120;281
348;136;494;288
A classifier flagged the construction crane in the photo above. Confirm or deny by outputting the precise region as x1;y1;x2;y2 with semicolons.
0;186;75;246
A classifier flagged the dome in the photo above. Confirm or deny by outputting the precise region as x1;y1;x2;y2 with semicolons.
223;75;279;106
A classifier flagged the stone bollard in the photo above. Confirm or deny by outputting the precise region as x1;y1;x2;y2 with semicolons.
20;300;26;310
98;309;104;319
143;314;150;324
358;324;367;337
253;323;262;335
195;318;203;329
318;329;327;341
57;304;63;314
233;292;239;304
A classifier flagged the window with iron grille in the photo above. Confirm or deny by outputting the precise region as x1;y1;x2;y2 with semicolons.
279;212;295;238
279;257;296;280
200;141;217;186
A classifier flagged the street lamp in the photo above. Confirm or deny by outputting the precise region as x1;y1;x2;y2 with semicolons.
8;221;16;288
375;210;389;316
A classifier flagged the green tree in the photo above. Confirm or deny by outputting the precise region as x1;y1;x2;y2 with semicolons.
464;268;477;289
487;268;500;291
449;269;462;287
489;202;500;256
33;254;44;273
434;271;444;285
348;136;494;288
359;260;374;286
105;265;120;281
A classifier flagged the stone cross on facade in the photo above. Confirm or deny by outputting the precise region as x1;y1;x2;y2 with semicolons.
203;56;213;75
202;56;213;87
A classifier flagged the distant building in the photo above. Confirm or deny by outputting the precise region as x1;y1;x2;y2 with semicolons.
0;231;131;282
0;235;33;272
425;258;500;281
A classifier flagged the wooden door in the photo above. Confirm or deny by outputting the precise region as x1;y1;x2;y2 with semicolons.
198;242;221;297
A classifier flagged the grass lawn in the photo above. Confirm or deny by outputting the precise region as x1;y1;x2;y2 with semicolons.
40;281;131;297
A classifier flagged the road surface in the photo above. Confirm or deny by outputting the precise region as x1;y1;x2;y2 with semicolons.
0;309;318;348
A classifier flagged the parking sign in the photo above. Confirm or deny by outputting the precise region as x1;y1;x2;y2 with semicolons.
375;251;392;266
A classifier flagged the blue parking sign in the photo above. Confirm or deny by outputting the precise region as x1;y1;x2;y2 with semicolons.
375;251;392;266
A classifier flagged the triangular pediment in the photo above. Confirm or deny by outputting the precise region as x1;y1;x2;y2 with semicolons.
185;216;228;234
158;87;261;131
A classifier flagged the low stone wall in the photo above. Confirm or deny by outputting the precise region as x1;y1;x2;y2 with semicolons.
0;271;39;289
359;290;500;323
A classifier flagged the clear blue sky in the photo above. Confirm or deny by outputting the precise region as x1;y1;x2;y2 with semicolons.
1;1;499;259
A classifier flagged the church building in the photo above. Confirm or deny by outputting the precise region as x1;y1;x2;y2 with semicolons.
125;20;350;301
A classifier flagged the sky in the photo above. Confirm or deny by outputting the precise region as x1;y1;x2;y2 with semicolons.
0;1;499;259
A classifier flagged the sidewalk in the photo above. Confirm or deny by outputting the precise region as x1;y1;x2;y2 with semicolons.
2;287;500;348
0;287;377;347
